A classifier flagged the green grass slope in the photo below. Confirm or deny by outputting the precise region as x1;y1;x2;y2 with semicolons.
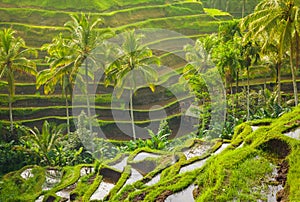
1;106;299;201
0;0;181;12
0;2;204;27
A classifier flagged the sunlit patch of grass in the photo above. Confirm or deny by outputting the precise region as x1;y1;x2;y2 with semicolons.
0;2;204;27
287;145;300;201
114;14;220;34
0;166;45;201
204;8;231;16
217;156;273;201
0;0;178;12
195;147;273;201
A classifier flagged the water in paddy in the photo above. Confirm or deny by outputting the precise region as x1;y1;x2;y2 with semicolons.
124;168;143;186
111;157;128;171
259;166;283;202
42;169;62;191
183;144;211;160
214;143;230;155
133;152;159;161
20;168;33;179
165;185;195;202
35;170;64;202
179;158;208;174
251;126;260;132
180;143;230;174
90;180;115;201
55;183;77;201
146;173;161;186
56;189;71;201
284;128;300;140
35;195;44;202
80;167;94;176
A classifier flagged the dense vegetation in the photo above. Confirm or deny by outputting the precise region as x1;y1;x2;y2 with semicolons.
0;0;299;201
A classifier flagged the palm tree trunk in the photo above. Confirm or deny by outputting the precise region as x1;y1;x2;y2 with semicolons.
85;59;93;133
224;75;227;94
296;32;299;81
235;68;239;116
130;88;136;140
230;82;234;118
66;96;70;134
264;74;267;91
290;40;298;106
225;0;229;12
242;0;245;18
296;33;299;104
246;66;250;120
277;62;281;105
9;95;13;134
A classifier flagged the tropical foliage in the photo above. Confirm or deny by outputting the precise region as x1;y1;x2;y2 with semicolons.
0;4;299;201
0;28;37;134
105;30;160;140
37;34;76;134
241;0;300;106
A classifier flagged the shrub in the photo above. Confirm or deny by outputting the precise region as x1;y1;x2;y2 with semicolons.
0;140;35;176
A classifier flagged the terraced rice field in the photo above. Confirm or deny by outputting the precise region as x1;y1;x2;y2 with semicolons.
0;0;232;138
2;106;300;201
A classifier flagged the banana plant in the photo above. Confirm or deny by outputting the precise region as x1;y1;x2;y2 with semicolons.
146;120;171;150
21;121;65;166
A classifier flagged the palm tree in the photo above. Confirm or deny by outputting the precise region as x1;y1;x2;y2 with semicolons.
182;35;217;96
105;30;159;140
183;36;216;75
242;0;246;18
183;36;217;134
64;13;103;133
260;39;287;105
241;0;300;106
0;28;37;134
241;41;260;120
218;21;242;96
219;20;241;43
37;34;76;134
213;40;241;95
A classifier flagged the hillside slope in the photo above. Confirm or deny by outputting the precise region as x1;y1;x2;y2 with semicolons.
0;0;232;138
0;106;299;201
0;0;181;12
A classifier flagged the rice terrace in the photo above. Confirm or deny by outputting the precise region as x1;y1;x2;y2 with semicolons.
0;0;300;201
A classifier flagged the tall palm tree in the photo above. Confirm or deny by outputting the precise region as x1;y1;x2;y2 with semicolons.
241;0;300;106
0;28;37;134
219;20;241;43
183;36;216;75
182;35;218;97
242;0;246;18
183;36;217;133
105;30;159;140
261;39;287;105
64;14;104;133
241;41;260;120
213;40;241;95
37;34;76;134
218;21;242;96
